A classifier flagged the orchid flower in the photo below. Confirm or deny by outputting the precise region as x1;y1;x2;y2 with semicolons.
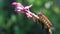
12;2;32;18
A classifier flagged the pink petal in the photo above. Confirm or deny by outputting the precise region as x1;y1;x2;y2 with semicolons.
12;2;17;6
17;3;24;8
25;5;32;9
16;7;23;10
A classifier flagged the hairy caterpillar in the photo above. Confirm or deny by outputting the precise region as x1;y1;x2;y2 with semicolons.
33;13;53;28
33;13;54;34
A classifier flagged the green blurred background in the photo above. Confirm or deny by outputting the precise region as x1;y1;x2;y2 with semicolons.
0;0;60;34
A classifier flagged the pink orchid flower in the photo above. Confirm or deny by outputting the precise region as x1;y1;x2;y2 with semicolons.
12;2;32;18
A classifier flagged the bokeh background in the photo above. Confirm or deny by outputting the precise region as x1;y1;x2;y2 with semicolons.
0;0;60;34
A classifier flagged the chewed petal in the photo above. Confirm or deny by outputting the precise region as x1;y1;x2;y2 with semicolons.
26;13;32;18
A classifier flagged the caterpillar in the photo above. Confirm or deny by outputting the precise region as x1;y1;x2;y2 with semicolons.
33;13;54;34
33;13;53;28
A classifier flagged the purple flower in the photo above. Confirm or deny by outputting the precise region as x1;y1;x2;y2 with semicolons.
12;2;32;18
